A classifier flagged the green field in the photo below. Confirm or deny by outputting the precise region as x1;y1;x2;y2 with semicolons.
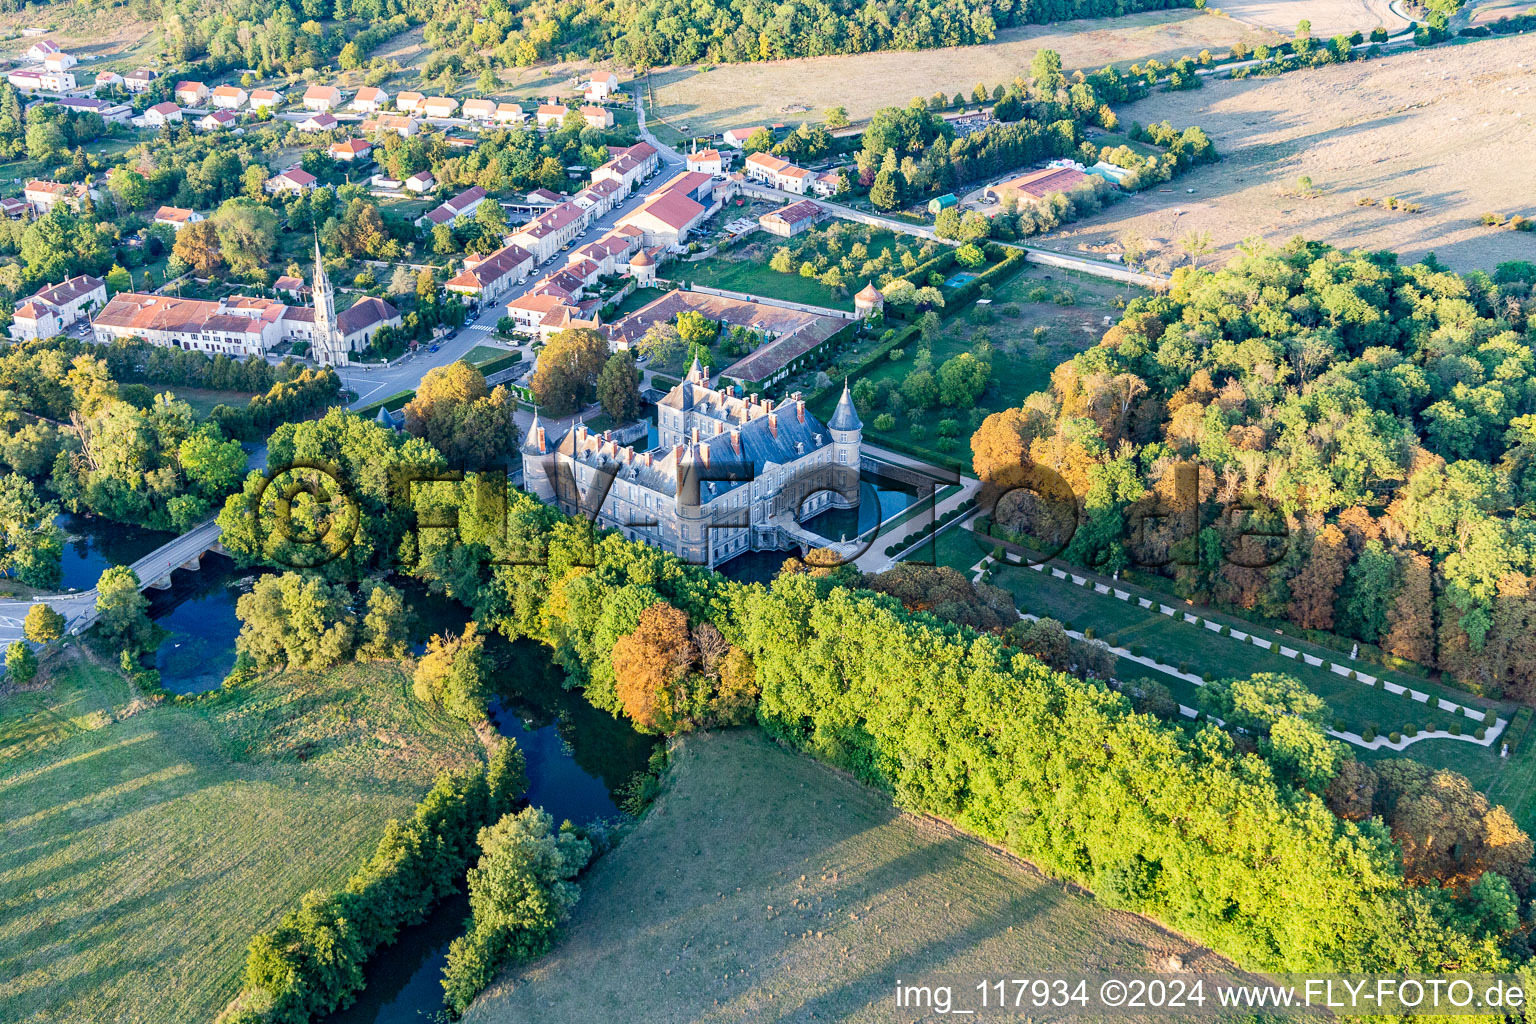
466;729;1219;1022
167;386;258;418
0;650;484;1024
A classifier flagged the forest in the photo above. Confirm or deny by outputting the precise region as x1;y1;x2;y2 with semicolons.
970;242;1536;699
207;399;1536;1011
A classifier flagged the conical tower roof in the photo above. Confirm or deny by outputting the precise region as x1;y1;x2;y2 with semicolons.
855;280;882;303
828;378;862;431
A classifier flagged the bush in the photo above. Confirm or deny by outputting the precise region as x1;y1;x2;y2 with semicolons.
1404;724;1417;737
1389;732;1401;743
1178;661;1189;674
1476;727;1487;740
1083;627;1095;640
1131;645;1145;657
1485;708;1498;725
1332;718;1346;732
1362;725;1378;742
1450;720;1463;736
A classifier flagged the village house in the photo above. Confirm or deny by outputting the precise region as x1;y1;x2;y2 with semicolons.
350;86;389;112
580;105;613;129
265;166;317;196
94;70;123;90
686;149;725;175
124;68;158;93
758;198;827;237
617;188;707;248
143;101;182;126
0;198;26;219
25;40;60;61
329;138;373;162
743;152;811;194
8;275;107;342
415;186;489;228
590;141;659;194
210;84;248;109
722;126;765;148
153;206;204;231
421;96;458;118
395;91;426;114
362;114;416;138
535;103;569;127
461;97;496;121
298;111;339;132
42;52;77;73
444;242;535;304
505;201;584;263
249;88;283;111
174;81;209;106
196;110;238;131
24;180;98;214
811;169;843;197
405;170;435;193
584;71;619;102
494;103;525;125
503;288;602;340
302;84;344;111
54;97;132;123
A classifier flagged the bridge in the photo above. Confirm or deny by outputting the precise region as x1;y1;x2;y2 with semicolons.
0;519;226;644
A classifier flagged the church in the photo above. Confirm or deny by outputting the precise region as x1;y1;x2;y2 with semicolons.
521;360;863;567
89;241;399;366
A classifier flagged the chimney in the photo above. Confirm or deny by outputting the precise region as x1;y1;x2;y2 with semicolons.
603;429;612;441
535;425;546;452
768;412;778;438
642;451;652;467
699;444;710;468
691;426;700;446
673;444;684;463
763;399;774;413
796;398;805;423
730;428;741;454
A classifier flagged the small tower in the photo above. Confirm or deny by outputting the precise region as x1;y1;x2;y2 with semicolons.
686;353;707;384
674;432;710;564
827;379;863;508
311;238;347;367
854;281;884;319
628;248;656;287
520;410;557;503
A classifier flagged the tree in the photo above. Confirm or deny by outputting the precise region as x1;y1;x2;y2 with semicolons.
179;430;248;497
1374;760;1534;887
636;322;685;373
105;264;132;294
530;329;609;417
937;352;991;407
955;243;986;268
824;106;850;129
441;807;591;1017
1178;230;1213;268
235;572;357;670
1198;672;1340;791
1383;552;1434;666
358;581;410;660
1337;539;1396;644
596;351;642;423
934;207;962;239
211;200;280;277
0;473;62;589
1287;525;1348;630
414;622;490;722
900;368;938;411
6;640;36;685
674;310;716;348
25;120;65;163
95;565;152;650
23;603;65;643
403;361;517;468
107;169;151;210
173;219;224;277
611;601;695;732
868;169;901;211
1030;48;1066;96
743;127;773;154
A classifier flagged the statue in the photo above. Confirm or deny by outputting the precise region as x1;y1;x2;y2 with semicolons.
1350;643;1358;661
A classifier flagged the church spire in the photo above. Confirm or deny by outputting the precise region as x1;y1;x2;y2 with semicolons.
312;235;340;367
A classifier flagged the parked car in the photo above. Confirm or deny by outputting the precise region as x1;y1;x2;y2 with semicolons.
428;343;440;353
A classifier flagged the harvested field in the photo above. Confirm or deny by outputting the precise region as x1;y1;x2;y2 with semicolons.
1051;35;1536;273
467;729;1237;1023
648;11;1279;138
1218;0;1406;36
0;10;156;64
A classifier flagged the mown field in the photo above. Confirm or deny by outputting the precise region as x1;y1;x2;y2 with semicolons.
646;10;1278;139
1053;33;1536;273
468;729;1228;1023
0;649;484;1024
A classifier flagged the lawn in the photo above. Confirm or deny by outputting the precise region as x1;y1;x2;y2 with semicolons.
464;344;511;365
609;285;668;317
0;648;484;1024
466;729;1222;1022
167;386;258;418
839;264;1140;467
975;552;1506;740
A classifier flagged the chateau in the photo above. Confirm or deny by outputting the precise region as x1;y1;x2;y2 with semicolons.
522;360;863;567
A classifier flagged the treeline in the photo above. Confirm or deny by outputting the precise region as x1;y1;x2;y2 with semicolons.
381;484;1518;974
100;338;309;394
971;238;1536;699
226;741;527;1023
